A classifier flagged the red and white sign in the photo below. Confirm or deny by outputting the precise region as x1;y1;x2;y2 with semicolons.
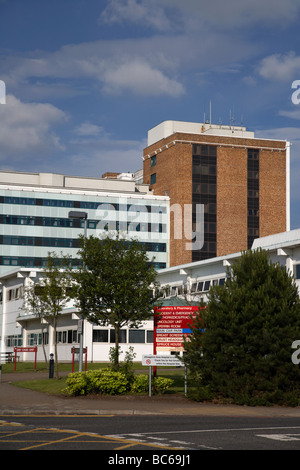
154;306;203;352
14;346;37;371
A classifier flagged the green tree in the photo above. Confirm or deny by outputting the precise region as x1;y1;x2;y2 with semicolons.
74;233;159;369
184;249;300;406
23;252;74;379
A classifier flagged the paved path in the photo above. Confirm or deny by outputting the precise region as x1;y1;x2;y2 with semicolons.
1;372;300;417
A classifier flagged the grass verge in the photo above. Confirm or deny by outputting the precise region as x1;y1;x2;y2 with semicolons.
4;362;187;396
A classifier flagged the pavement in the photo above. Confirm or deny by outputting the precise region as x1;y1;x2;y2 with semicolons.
1;371;300;417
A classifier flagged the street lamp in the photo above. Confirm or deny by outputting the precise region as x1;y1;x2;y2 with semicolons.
68;210;88;372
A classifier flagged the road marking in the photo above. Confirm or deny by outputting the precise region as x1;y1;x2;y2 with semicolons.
257;433;300;442
140;425;300;435
0;421;183;450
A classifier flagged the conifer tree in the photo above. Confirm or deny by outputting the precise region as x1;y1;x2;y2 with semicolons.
184;249;300;406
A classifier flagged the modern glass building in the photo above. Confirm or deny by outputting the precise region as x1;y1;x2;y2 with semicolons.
0;170;169;275
0;170;170;361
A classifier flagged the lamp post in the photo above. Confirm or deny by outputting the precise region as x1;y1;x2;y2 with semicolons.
68;211;87;372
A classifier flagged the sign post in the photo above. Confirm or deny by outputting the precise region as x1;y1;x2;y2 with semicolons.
142;354;185;396
154;306;201;353
71;346;88;372
14;347;37;371
150;305;204;396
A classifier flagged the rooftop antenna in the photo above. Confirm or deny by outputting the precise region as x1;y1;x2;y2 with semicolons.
229;109;235;128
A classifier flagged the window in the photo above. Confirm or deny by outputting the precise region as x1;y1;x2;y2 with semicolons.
197;281;204;292
147;330;153;343
56;331;67;343
150;173;156;185
93;329;109;342
203;280;211;291
192;146;217;261
150;155;157;167
247;149;259;248
110;329;127;343
67;330;78;343
190;282;197;293
129;329;145;343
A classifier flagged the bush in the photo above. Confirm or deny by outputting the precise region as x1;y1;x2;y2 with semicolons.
130;374;149;394
154;377;174;394
130;374;174;395
64;370;174;396
64;368;129;396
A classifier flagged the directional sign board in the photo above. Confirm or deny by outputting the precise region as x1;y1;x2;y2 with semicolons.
154;306;203;352
142;354;183;367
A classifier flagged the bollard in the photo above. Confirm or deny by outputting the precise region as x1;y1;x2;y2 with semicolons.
49;353;54;379
0;363;2;383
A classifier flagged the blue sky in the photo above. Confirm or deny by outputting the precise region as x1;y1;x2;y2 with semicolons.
1;0;300;227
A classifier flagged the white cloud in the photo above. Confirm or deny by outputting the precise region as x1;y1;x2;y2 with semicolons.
2;38;186;98
258;52;300;82
279;109;300;120
100;0;174;31
74;122;105;137
101;0;300;32
67;135;146;177
0;94;68;161
102;59;185;96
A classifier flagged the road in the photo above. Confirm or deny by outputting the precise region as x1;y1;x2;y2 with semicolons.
1;414;300;454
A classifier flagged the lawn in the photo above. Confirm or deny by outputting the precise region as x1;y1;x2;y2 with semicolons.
2;362;188;396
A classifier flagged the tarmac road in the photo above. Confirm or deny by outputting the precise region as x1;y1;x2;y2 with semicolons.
1;372;300;452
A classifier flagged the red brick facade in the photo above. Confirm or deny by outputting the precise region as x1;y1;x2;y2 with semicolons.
143;131;287;267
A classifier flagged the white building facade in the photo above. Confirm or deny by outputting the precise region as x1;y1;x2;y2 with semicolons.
0;170;169;362
156;229;300;304
1;228;300;363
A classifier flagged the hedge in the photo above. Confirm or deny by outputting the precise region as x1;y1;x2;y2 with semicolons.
64;369;173;396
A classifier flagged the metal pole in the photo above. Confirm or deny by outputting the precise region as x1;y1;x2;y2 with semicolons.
79;217;87;373
149;365;152;397
68;211;88;373
79;320;83;373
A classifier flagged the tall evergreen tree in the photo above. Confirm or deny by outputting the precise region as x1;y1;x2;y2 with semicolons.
184;249;300;406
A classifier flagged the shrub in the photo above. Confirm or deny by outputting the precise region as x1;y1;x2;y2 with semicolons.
130;374;149;394
64;368;129;396
64;370;174;396
63;371;92;396
154;377;174;394
130;374;174;395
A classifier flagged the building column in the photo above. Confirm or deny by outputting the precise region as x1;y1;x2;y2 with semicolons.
277;248;293;276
